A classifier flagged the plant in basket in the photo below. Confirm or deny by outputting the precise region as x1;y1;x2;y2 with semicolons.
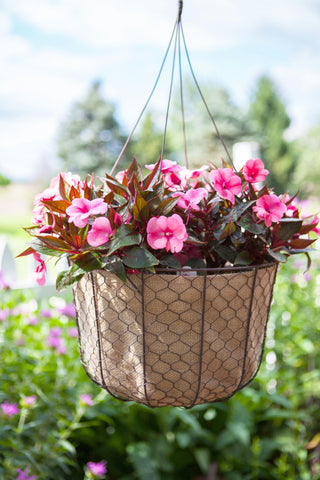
19;156;319;289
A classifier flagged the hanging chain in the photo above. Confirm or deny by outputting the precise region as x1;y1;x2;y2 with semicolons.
110;0;235;175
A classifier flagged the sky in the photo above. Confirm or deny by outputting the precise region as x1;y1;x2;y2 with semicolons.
0;0;320;182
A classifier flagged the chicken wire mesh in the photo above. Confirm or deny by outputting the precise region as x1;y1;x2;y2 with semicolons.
73;262;277;408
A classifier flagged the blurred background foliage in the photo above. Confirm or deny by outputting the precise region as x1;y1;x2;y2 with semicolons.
1;72;320;479
1;257;320;479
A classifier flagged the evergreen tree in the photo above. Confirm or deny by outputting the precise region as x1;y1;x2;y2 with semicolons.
169;81;256;169
57;81;129;177
249;76;296;193
292;123;320;197
134;112;172;166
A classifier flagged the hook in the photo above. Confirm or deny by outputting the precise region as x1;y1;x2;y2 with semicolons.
177;0;183;22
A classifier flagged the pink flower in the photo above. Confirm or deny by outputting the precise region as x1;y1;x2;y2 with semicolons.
24;395;37;406
87;217;113;247
147;215;188;253
80;394;94;406
253;194;287;227
1;401;19;417
87;461;107;478
33;253;46;286
164;172;186;191
175;188;207;211
16;467;37;480
145;159;182;174
67;327;78;338
243;159;269;183
66;198;108;228
209;168;242;204
27;316;39;325
58;303;76;317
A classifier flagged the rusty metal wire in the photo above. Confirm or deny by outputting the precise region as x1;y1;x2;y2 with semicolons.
73;263;277;408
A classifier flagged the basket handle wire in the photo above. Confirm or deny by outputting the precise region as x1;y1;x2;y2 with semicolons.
110;0;235;176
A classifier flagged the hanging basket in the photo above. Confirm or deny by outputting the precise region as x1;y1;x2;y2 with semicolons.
74;263;277;408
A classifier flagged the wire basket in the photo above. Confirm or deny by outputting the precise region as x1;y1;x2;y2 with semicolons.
73;263;277;408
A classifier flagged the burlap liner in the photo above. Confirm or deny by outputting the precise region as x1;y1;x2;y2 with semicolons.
73;263;277;407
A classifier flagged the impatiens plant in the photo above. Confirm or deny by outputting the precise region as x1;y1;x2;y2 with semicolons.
19;157;319;290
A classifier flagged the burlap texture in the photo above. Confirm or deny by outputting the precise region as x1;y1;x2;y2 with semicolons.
73;263;277;407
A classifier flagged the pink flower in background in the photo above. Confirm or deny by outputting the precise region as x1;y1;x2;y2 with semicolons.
27;316;39;325
175;188;207;211
243;159;269;183
67;327;78;338
209;168;242;204
253;194;286;227
58;303;76;317
87;217;113;247
0;309;10;321
80;394;94;406
87;460;107;478
146;159;182;174
23;395;37;406
66;198;108;228
147;215;188;253
15;467;38;480
1;402;19;417
115;170;125;183
33;253;46;286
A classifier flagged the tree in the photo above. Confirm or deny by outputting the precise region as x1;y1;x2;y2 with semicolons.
249;76;297;193
134;112;172;166
292;122;320;197
169;80;257;169
57;81;130;177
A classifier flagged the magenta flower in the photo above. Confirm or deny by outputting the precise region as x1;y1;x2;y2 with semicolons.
253;194;287;227
243;158;269;183
87;460;107;478
87;217;113;247
80;394;94;406
67;327;78;337
47;335;62;348
209;168;242;204
58;303;76;317
1;401;19;417
175;187;207;211
145;159;182;174
33;253;46;286
15;466;37;480
147;214;188;253
66;198;108;228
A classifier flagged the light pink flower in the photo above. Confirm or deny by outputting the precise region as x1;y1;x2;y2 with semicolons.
33;253;46;286
80;394;94;406
66;198;108;228
209;168;242;204
253;194;287;227
22;395;37;407
115;170;126;183
58;303;76;317
67;327;78;338
87;217;113;247
15;466;38;480
164;172;186;191
1;401;19;417
243;159;269;183
147;215;188;253
87;460;107;478
175;188;207;211
145;159;182;174
27;316;39;325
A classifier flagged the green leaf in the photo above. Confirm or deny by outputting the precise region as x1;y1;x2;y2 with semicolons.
104;257;127;282
122;247;159;269
159;255;182;269
127;156;144;182
214;245;237;263
133;192;149;221
266;248;287;263
56;264;84;291
214;222;236;240
234;250;254;266
184;257;207;269
41;199;71;214
105;174;130;198
108;224;142;256
223;200;255;223
238;213;267;234
29;239;62;257
73;252;103;272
